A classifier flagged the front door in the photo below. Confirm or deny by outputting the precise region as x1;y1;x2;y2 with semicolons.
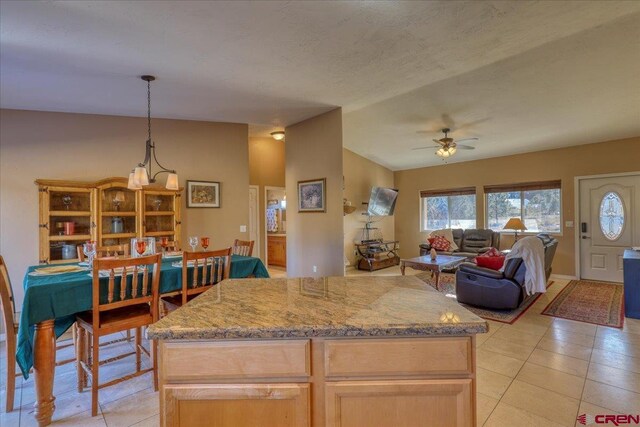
579;174;640;282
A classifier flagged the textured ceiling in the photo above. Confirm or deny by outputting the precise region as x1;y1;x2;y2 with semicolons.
1;1;639;168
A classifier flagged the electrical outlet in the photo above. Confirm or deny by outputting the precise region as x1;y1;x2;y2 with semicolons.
240;225;247;232
312;265;317;273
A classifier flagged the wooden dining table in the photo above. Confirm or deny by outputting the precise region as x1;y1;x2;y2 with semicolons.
17;254;269;426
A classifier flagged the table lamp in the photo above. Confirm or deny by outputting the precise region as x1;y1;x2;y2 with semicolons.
503;217;527;242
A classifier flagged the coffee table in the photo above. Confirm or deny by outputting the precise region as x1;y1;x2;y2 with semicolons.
400;255;468;290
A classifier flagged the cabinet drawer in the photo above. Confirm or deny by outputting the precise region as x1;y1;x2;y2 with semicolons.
162;340;310;381
324;337;472;378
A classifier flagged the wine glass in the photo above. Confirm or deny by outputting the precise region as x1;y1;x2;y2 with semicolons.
62;195;72;210
201;237;209;250
135;239;147;256
160;237;169;256
189;236;199;252
82;241;96;268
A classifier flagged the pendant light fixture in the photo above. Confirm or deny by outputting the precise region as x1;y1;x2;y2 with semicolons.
127;75;179;190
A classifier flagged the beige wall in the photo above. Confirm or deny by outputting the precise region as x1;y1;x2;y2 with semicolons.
285;108;344;277
0;109;249;307
394;137;640;277
343;148;395;267
248;137;286;262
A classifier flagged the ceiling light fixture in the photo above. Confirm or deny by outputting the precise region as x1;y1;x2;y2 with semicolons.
127;75;179;190
270;131;285;141
436;146;456;158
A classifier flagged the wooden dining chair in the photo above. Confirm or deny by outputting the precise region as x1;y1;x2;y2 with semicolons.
75;254;161;416
0;255;76;412
161;248;232;313
77;243;130;262
232;239;254;257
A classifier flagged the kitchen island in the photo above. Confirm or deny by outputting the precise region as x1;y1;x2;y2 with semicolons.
147;276;488;427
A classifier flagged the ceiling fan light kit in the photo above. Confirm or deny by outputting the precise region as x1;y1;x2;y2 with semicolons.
413;127;478;160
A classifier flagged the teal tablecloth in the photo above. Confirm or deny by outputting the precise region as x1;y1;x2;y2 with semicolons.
17;255;269;378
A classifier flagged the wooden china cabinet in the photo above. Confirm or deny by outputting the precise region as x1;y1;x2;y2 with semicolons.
36;177;182;264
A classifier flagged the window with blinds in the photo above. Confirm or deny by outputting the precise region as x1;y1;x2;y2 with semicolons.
484;180;561;233
420;187;476;231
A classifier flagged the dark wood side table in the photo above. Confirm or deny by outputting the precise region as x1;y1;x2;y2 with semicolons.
400;255;467;290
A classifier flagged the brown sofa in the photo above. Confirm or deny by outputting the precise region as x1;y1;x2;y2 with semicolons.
419;229;501;259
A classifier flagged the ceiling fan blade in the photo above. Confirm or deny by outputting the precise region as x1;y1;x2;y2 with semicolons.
456;145;475;150
455;137;479;144
433;139;445;145
412;146;441;150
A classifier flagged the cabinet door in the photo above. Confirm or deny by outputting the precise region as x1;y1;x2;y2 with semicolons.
326;379;472;427
164;383;309;427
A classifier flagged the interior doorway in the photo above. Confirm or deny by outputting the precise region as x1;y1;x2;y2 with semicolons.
249;185;260;258
264;186;286;268
577;172;640;282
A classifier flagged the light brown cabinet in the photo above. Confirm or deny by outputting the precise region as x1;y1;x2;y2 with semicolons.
158;336;476;427
267;235;286;267
36;177;182;264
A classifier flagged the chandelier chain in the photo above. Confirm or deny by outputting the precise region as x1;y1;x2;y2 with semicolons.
147;79;152;143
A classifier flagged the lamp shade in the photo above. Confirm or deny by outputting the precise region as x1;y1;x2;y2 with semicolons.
133;166;149;186
127;172;142;190
114;191;126;202
503;217;527;231
165;173;179;190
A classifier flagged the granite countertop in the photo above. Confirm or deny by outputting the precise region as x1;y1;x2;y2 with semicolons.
147;276;488;340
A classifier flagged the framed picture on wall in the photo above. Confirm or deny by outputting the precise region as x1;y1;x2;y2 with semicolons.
298;178;326;213
187;180;220;208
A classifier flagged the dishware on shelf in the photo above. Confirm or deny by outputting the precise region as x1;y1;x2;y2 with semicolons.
153;198;162;211
189;236;199;252
112;191;125;211
111;217;124;234
201;237;209;250
62;195;72;210
63;221;75;236
83;241;97;268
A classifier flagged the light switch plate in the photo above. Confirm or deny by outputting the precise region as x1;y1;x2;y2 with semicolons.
565;221;574;228
240;225;247;232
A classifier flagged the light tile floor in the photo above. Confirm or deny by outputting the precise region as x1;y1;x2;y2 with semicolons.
1;271;639;426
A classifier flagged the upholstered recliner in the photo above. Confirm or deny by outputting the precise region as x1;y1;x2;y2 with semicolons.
419;229;501;259
455;234;558;310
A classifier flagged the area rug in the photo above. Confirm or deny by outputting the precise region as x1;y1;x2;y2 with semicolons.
416;272;552;324
541;280;624;328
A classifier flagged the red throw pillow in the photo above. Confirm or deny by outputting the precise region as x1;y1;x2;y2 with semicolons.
476;255;505;270
427;237;436;245
430;235;451;251
482;247;501;257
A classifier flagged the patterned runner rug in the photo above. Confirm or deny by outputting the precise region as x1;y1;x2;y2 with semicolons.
541;280;624;328
416;272;551;324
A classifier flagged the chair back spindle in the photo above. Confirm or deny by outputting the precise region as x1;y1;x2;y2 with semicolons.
181;248;231;305
232;239;254;257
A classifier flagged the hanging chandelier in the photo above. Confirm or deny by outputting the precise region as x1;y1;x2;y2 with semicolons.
127;75;179;190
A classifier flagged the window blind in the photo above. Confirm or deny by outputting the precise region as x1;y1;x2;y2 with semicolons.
419;187;476;198
483;180;561;194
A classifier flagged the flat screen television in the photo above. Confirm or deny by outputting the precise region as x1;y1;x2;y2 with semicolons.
367;187;399;216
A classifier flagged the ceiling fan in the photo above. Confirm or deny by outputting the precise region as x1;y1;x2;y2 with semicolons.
413;128;478;158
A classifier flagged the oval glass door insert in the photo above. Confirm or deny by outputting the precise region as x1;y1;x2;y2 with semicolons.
599;192;624;240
